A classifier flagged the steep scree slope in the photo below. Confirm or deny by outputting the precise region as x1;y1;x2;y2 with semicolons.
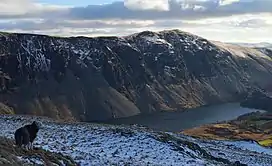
0;30;272;121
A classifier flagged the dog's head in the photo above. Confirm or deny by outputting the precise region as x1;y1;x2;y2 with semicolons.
31;121;42;130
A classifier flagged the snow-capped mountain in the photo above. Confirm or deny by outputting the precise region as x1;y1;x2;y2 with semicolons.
0;30;272;121
0;115;271;166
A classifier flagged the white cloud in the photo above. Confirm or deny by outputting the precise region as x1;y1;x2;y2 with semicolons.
0;0;34;15
0;0;272;43
219;0;240;6
0;0;68;19
124;0;169;11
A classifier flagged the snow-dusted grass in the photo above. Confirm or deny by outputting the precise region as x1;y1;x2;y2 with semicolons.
0;115;271;166
0;116;213;166
223;140;272;155
17;156;44;165
194;138;272;166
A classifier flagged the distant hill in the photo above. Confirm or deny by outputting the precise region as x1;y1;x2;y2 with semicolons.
0;30;272;121
183;111;272;148
231;42;272;49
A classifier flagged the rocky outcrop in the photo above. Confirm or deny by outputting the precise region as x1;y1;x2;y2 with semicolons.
0;30;272;121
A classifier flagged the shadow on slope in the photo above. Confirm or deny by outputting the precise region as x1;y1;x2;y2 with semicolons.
0;137;77;166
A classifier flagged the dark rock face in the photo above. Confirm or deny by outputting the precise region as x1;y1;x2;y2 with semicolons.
240;91;272;111
0;30;272;121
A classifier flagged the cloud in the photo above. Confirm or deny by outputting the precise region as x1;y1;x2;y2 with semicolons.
236;19;269;28
67;0;272;20
0;19;155;31
1;0;271;21
0;0;34;16
124;0;169;11
219;0;240;6
0;0;68;19
0;0;272;43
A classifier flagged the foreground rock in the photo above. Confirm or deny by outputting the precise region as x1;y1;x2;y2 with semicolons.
0;30;272;121
0;136;76;165
0;115;271;166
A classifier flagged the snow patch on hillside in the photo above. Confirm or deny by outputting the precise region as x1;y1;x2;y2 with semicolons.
193;138;272;166
17;156;44;165
0;116;213;166
223;141;272;155
0;115;271;166
144;36;173;48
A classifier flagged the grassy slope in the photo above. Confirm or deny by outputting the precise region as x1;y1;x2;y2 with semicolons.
0;103;14;114
0;137;77;166
182;112;272;147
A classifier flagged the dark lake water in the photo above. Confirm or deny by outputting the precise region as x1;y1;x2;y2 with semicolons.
106;103;263;132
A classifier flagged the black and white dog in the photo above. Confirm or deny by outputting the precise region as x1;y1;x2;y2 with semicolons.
14;121;41;150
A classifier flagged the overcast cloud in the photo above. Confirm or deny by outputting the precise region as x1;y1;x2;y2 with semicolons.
0;0;271;43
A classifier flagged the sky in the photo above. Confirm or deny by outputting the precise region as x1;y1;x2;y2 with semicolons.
36;0;115;6
0;0;272;43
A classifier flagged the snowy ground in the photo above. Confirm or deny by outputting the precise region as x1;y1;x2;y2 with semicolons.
0;115;271;166
183;136;272;166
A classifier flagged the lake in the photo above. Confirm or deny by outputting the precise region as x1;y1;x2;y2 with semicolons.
105;103;264;132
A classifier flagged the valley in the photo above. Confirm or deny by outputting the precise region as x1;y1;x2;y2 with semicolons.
182;91;272;148
0;30;272;165
0;30;272;122
105;102;264;132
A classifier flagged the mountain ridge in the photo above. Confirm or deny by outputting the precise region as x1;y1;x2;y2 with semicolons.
0;29;272;121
